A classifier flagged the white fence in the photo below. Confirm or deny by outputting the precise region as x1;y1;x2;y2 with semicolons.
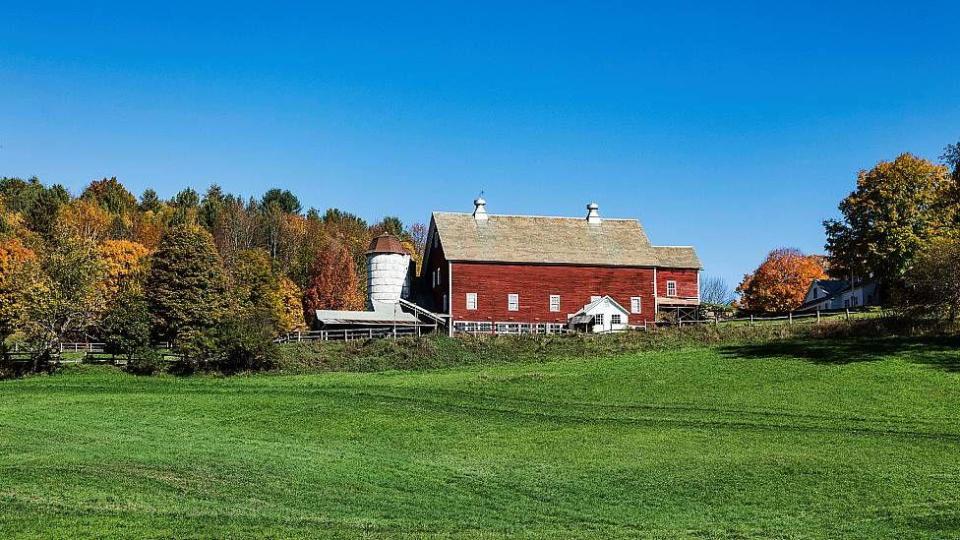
275;326;426;343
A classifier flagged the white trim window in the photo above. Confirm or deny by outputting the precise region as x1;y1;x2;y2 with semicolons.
466;293;478;311
508;293;519;312
666;280;677;297
611;314;622;325
549;295;561;312
595;314;604;326
630;297;642;314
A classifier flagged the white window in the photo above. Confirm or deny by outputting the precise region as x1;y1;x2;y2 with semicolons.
595;314;604;326
591;295;602;302
549;295;561;312
630;297;642;314
508;294;519;311
466;293;477;310
666;281;677;297
611;314;622;325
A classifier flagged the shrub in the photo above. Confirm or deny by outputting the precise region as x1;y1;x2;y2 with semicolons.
100;289;153;360
125;349;163;376
171;311;280;375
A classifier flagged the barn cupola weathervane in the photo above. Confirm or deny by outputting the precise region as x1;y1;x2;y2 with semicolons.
586;202;602;225
473;191;488;221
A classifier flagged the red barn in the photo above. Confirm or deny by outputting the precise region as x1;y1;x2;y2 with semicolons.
419;198;701;334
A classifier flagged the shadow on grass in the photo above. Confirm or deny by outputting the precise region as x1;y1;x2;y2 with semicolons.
718;335;960;372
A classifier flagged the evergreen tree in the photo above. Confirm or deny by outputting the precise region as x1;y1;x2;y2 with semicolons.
146;225;228;343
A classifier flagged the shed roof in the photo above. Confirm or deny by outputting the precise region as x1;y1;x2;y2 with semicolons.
431;212;700;268
570;295;630;317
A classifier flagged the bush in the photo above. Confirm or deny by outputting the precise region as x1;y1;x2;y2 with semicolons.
125;349;163;376
213;315;281;374
171;312;280;375
100;289;153;360
0;345;56;379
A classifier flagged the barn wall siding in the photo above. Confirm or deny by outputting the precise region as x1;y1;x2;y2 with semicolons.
656;268;700;299
450;262;658;324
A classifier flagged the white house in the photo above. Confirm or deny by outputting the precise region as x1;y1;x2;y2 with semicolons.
799;279;879;312
567;296;630;333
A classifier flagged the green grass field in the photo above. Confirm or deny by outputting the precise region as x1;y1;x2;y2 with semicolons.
3;337;960;538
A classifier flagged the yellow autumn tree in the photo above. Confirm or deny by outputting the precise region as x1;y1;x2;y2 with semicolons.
276;276;306;332
97;239;150;297
0;237;39;339
58;199;112;243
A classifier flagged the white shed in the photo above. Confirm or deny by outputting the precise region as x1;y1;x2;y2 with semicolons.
568;296;630;333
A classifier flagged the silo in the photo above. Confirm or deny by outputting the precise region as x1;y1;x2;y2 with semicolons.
366;233;412;309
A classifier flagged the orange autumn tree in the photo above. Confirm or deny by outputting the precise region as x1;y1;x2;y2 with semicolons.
736;248;827;313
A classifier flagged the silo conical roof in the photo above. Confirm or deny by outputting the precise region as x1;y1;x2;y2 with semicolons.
366;233;406;255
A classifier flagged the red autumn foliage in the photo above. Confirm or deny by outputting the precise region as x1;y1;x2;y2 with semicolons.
303;240;364;316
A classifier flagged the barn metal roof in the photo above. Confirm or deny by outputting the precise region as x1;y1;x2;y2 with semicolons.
431;212;701;269
315;300;421;326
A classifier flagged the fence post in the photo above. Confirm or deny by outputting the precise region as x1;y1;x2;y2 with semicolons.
846;308;850;320
816;310;821;324
789;312;793;325
750;315;754;325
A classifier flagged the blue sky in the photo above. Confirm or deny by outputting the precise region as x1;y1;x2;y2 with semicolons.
2;1;958;287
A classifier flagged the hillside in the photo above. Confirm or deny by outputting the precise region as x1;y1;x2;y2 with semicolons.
2;338;960;538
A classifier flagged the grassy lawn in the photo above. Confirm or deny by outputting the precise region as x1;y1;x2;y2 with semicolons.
2;337;960;538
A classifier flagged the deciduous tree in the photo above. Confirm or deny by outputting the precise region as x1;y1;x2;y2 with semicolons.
0;238;39;340
824;153;953;287
902;236;960;320
700;275;734;306
303;240;364;314
97;239;150;298
81;177;137;215
736;248;826;313
23;234;105;347
57;199;112;243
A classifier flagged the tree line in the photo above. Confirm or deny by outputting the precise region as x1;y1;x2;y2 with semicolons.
0;177;426;373
733;139;960;316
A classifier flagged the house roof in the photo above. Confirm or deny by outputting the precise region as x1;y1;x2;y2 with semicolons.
431;212;700;268
810;279;848;296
